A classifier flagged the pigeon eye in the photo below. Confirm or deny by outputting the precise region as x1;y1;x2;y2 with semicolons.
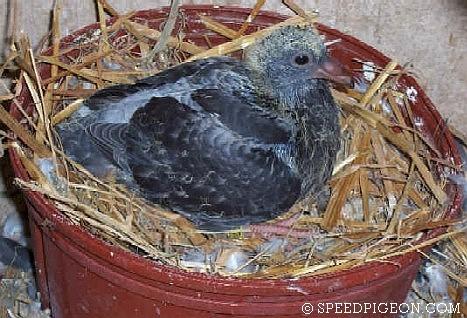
293;54;310;66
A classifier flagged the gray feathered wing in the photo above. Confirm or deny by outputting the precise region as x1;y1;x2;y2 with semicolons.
86;91;302;230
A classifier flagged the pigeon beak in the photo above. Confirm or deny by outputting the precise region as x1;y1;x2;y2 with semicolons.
311;57;353;87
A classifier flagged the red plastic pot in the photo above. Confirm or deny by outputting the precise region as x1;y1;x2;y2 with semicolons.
9;5;463;318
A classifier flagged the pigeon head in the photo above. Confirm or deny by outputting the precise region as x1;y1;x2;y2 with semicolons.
244;25;349;106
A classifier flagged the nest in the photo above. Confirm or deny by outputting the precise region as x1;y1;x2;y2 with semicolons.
1;0;465;280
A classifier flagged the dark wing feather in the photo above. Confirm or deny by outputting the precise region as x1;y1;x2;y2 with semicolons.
192;89;293;143
85;84;140;110
56;121;116;177
86;123;128;154
85;57;238;111
126;96;301;230
86;123;130;171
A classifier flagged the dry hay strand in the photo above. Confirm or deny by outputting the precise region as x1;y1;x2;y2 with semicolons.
0;1;462;279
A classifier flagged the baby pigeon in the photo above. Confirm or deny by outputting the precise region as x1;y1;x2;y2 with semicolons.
58;25;346;231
